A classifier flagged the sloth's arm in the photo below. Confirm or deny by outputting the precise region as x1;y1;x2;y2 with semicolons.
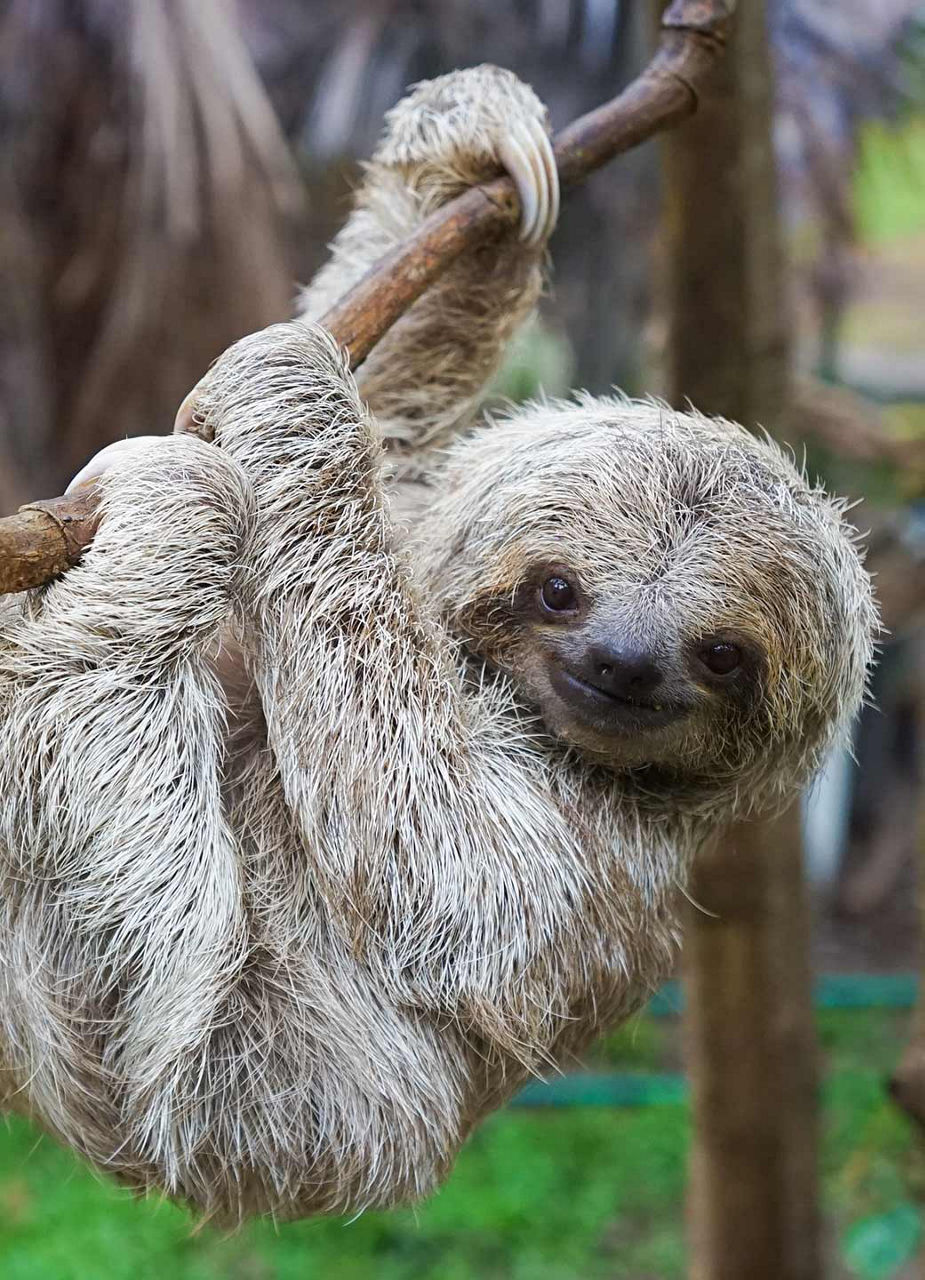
205;321;596;1059
298;66;558;463
0;317;594;1147
0;433;477;1216
0;436;250;1159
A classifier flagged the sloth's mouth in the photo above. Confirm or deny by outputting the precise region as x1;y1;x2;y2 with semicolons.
549;665;691;732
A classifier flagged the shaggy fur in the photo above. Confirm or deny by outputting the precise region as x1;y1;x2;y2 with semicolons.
0;68;876;1222
299;65;555;472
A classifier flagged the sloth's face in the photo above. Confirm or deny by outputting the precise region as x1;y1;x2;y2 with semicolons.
419;401;877;806
508;559;766;770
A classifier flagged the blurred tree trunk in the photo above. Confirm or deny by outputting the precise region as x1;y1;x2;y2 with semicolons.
889;653;925;1127
0;0;302;512
683;810;820;1280
656;2;822;1277
891;960;925;1127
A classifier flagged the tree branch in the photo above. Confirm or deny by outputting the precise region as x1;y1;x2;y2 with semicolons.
0;0;735;597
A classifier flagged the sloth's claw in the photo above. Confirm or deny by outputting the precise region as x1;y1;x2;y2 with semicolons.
65;436;170;493
498;118;559;249
529;115;560;242
498;133;541;245
519;122;550;247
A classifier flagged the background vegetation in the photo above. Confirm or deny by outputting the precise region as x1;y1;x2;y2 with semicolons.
0;1006;918;1280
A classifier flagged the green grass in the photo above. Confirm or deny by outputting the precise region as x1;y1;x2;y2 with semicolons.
0;1008;921;1280
0;1104;690;1280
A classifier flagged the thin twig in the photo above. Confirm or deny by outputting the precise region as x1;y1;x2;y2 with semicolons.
0;0;735;597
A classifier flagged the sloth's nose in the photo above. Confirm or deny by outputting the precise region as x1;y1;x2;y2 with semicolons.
586;643;663;701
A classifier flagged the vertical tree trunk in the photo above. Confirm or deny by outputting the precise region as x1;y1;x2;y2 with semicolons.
888;656;925;1127
684;811;820;1280
657;3;822;1277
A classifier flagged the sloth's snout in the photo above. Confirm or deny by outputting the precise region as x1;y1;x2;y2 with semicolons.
583;643;663;703
546;637;688;735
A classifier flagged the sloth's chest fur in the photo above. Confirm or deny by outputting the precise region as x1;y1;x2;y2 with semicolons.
209;624;689;1029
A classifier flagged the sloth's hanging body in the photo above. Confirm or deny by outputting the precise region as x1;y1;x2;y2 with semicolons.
0;68;875;1222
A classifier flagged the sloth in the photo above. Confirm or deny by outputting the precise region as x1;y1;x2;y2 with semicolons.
0;67;876;1223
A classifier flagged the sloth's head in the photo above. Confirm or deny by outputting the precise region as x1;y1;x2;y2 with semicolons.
415;397;878;814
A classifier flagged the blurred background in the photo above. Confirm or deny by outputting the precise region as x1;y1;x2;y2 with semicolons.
1;1;925;1276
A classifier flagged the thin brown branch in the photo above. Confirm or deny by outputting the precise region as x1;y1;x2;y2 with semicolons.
0;0;735;597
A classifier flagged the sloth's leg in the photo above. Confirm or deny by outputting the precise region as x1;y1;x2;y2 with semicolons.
204;320;608;1064
298;66;558;461
0;435;251;1171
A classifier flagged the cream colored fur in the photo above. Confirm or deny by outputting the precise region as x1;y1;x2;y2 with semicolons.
0;67;876;1223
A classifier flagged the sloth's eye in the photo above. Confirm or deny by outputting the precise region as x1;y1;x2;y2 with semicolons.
540;576;578;614
699;641;743;676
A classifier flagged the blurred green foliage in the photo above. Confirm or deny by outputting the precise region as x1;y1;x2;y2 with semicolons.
489;315;576;407
0;1007;921;1280
855;119;925;244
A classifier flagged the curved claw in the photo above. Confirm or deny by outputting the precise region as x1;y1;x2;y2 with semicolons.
174;378;213;440
498;133;542;246
498;118;560;249
527;115;560;244
65;436;169;494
